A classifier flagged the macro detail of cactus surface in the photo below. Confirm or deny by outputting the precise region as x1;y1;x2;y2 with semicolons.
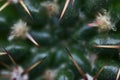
0;0;120;80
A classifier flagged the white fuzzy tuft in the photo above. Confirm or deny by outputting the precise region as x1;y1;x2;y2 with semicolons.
41;1;60;16
88;9;116;32
44;69;57;80
86;53;97;69
12;0;19;4
80;74;93;80
8;19;29;41
10;66;28;80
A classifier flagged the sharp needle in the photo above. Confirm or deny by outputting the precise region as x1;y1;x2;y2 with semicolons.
93;45;120;49
19;0;32;18
59;0;70;20
65;48;87;79
3;49;17;68
26;33;39;46
116;68;120;80
22;57;46;75
0;1;10;12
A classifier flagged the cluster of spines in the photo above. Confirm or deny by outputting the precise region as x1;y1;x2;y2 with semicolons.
65;47;120;80
0;0;76;79
0;0;120;80
0;0;75;20
0;48;46;80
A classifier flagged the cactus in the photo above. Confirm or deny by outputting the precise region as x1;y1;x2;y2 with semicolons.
0;0;120;80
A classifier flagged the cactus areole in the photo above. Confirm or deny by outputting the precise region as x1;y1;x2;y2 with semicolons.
11;0;19;4
10;66;28;80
